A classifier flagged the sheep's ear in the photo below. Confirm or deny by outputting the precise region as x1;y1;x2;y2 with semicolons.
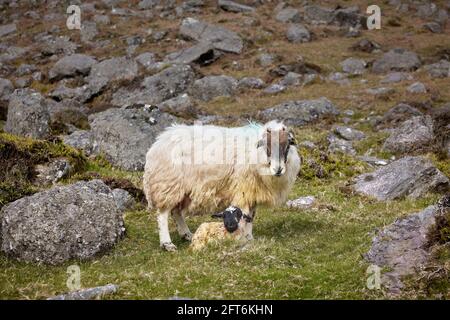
288;132;297;146
211;212;224;219
256;139;265;149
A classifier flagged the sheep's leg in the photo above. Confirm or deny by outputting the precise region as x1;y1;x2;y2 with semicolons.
173;211;193;241
157;209;177;251
242;207;256;241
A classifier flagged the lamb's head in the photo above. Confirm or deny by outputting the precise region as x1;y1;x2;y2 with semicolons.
212;206;244;233
257;121;296;177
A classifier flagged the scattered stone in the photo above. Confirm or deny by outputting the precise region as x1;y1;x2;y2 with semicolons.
276;7;301;23
237;77;265;90
5;89;50;139
327;72;350;85
112;189;135;212
365;87;395;98
0;180;125;265
157;93;198;118
372;48;421;73
257;53;277;67
49;54;97;81
286;24;311;43
80;21;98;43
423;21;442;33
353;156;449;201
165;42;220;65
218;0;255;13
377;103;423;129
286;196;316;209
382;116;434;154
279;72;303;87
258;97;339;126
88;107;179;171
333;126;365;141
357;155;389;167
351;38;381;53
340;58;366;75
48;284;119;300
425;60;450;78
41;36;78;56
34;158;72;186
407;81;426;93
0;23;17;37
327;134;356;155
263;83;286;94
189;75;237;101
135;52;157;70
303;5;334;24
0;78;13;100
15;64;38;77
180;17;244;54
380;72;413;84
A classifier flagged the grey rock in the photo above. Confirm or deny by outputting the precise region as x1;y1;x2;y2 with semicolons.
332;6;366;27
279;72;303;87
286;196;316;209
138;0;159;10
333;126;366;141
62;130;94;155
365;205;438;294
112;189;135;211
380;72;413;84
0;46;27;63
382;116;434;154
372;48;421;73
81;21;98;43
353;156;449;201
257;53;277;67
1;180;125;265
48;284;119;300
358;155;389;167
14;77;31;88
340;58;366;75
263;83;286;94
407;81;426;93
49;54;97;80
327;72;350;85
327;133;356;155
0;78;13;100
135;52;157;68
351;38;381;53
94;14;110;24
237;77;265;89
189;75;237;101
0;23;16;37
15;64;38;77
286;24;311;43
377;103;423;128
424;60;450;78
88;107;180;171
157;93;198;118
42;36;78;56
259;97;340;126
180;17;244;54
218;0;255;13
5;89;50;139
112;64;196;107
303;5;334;24
276;7;302;23
165;42;220;65
423;21;442;33
365;87;395;98
34;158;72;186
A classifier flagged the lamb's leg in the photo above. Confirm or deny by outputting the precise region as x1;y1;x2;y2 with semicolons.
173;211;193;241
157;209;177;251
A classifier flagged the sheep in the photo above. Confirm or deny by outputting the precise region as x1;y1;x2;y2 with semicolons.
190;206;246;251
143;120;301;251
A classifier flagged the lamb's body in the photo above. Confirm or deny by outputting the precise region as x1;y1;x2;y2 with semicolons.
143;121;301;250
190;222;243;251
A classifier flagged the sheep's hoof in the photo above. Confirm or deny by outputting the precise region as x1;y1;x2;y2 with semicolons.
181;232;193;242
161;242;177;252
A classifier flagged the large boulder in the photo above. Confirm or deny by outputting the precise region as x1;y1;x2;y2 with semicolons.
372;48;421;73
189;75;237;101
424;60;450;78
111;64;196;107
88;107;180;171
353;156;449;201
258;97;340;126
179;17;244;54
5;89;51;139
164;42;220;65
365;205;439;295
375;103;423;129
382;116;434;154
49;54;97;81
0;180;125;265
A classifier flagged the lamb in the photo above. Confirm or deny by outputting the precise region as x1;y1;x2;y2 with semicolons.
190;206;246;251
143;120;301;251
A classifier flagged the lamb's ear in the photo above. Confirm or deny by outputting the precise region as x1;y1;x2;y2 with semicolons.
256;139;265;148
288;131;297;146
211;212;224;219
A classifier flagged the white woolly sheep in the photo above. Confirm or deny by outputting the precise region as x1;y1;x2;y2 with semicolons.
143;120;301;251
190;206;246;251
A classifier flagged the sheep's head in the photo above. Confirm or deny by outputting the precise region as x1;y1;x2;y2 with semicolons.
257;121;296;177
212;206;243;233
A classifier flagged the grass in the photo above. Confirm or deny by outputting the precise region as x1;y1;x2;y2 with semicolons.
0;154;441;299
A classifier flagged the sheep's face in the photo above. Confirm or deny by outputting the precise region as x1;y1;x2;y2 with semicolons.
211;206;243;233
258;122;296;177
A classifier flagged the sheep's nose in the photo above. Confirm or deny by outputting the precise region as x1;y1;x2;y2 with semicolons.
274;167;283;176
225;222;238;233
